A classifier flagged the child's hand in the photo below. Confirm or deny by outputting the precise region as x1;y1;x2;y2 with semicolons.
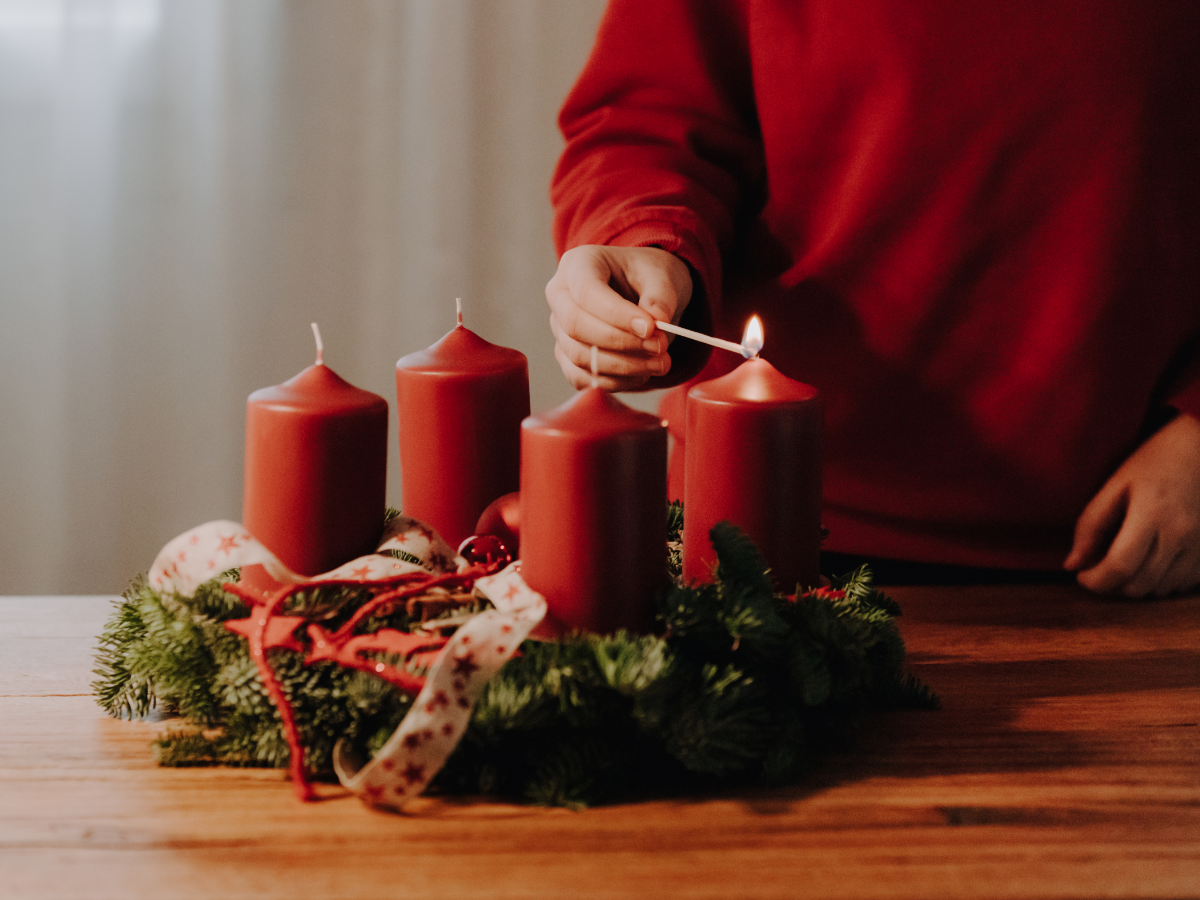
546;245;692;391
1065;412;1200;597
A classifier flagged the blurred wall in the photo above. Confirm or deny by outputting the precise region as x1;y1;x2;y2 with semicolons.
0;0;618;594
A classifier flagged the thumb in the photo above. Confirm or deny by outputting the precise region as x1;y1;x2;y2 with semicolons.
1065;480;1127;571
628;252;692;325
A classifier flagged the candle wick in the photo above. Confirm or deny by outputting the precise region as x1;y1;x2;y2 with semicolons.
741;315;765;359
590;345;599;390
456;297;463;328
310;323;324;365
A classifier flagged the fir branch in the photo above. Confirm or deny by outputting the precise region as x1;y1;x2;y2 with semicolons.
153;728;224;767
875;672;942;710
666;500;683;579
711;521;775;601
591;631;673;696
92;582;152;719
94;513;939;807
831;564;903;617
660;661;776;777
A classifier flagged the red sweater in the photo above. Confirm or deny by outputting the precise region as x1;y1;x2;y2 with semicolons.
551;0;1200;569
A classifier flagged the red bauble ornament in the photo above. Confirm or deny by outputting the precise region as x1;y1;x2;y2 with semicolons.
474;491;521;560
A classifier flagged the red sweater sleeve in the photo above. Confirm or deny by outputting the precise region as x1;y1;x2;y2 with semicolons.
1167;343;1200;422
551;0;763;383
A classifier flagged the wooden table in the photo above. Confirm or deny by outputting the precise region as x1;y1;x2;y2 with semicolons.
3;586;1198;899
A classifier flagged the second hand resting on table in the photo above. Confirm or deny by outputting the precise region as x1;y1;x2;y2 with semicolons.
546;244;1200;599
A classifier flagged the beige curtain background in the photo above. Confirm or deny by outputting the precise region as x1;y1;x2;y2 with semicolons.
0;0;633;594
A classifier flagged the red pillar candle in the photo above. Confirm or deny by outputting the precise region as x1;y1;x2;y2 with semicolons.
243;331;388;576
395;308;529;549
520;388;668;634
682;319;823;592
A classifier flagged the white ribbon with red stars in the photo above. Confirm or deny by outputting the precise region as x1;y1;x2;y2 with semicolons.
147;518;546;810
148;515;464;594
333;562;545;808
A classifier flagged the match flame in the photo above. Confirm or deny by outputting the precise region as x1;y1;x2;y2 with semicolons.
741;316;763;359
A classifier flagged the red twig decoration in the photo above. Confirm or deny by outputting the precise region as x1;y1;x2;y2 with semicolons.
222;560;501;800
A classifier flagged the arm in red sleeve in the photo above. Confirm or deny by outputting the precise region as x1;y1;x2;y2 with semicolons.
1166;338;1200;422
550;0;764;386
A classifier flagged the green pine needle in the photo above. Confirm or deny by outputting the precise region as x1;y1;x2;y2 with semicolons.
92;514;939;806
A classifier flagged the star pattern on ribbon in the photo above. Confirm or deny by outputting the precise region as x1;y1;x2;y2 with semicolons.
147;518;546;810
149;515;463;599
332;561;545;810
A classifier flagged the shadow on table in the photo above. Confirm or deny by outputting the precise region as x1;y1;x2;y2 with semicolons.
728;574;1200;819
820;552;1081;587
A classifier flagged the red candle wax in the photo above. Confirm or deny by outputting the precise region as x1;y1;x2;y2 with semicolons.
395;322;529;549
682;358;823;592
244;361;388;576
520;388;667;634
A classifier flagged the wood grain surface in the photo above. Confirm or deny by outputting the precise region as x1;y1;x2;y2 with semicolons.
2;586;1198;900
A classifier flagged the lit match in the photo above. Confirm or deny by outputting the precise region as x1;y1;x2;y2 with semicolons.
653;317;762;359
